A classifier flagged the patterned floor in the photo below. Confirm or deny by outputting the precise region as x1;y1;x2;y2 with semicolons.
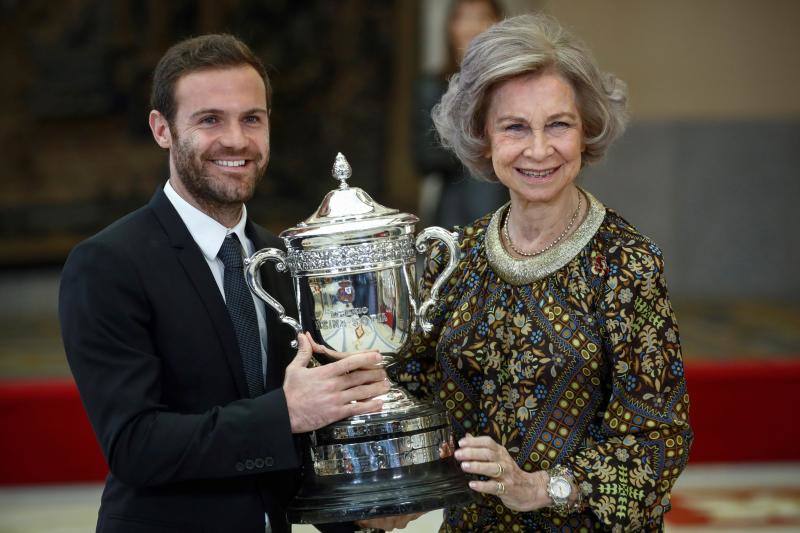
667;464;800;532
0;464;798;532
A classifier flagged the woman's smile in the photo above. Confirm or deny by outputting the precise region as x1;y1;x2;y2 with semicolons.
515;165;561;180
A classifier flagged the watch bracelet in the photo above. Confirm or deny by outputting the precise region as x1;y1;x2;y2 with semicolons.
547;464;585;515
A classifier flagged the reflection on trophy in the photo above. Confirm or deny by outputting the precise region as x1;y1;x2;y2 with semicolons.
245;153;471;523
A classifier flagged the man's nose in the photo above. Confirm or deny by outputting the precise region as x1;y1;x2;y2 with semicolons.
219;122;248;150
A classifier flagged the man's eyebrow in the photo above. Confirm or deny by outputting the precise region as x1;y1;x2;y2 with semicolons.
241;108;269;116
188;108;268;119
189;108;223;120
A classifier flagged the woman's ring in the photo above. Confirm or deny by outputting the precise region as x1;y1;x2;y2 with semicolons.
497;482;505;495
494;462;504;477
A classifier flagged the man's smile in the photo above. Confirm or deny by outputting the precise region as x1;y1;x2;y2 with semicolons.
212;159;246;167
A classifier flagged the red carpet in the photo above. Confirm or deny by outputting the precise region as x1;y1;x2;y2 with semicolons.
685;359;800;463
1;359;799;485
0;379;107;485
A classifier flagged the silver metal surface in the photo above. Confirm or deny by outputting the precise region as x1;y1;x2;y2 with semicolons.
245;153;459;358
298;265;411;354
291;152;402;230
243;157;470;523
244;248;302;348
332;152;352;189
313;444;444;476
286;235;415;276
315;408;449;441
312;428;451;462
311;429;455;476
415;226;460;332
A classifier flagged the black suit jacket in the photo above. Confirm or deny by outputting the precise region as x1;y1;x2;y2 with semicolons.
60;188;349;533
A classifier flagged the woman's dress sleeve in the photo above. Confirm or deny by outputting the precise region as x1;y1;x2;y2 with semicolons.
561;241;693;532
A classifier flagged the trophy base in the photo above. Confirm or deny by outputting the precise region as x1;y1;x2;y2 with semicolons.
287;388;472;524
287;456;472;524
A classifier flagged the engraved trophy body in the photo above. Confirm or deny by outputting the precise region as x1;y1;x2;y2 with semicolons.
245;154;470;523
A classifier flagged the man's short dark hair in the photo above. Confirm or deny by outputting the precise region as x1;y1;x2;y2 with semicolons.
150;34;271;125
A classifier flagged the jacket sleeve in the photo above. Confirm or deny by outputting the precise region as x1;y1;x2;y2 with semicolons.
561;242;693;531
59;238;301;487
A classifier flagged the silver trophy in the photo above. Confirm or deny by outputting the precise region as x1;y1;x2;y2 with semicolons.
245;153;470;523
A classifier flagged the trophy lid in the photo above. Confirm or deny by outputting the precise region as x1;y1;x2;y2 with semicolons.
280;153;418;243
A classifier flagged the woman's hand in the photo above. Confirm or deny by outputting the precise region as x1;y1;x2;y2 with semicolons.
455;433;550;512
356;512;423;531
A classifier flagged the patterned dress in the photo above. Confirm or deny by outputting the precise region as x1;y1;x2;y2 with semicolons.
393;189;692;532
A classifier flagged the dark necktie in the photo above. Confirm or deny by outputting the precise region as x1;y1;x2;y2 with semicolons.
218;234;265;397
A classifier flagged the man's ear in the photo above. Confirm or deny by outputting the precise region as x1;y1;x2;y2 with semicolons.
149;110;172;149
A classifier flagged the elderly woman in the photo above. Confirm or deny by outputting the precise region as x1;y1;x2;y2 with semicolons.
393;13;692;532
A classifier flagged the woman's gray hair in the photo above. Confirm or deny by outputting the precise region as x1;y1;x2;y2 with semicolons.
432;13;629;182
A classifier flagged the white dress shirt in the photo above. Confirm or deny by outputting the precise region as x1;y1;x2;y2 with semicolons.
164;180;269;382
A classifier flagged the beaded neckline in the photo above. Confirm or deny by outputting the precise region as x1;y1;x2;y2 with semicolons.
485;188;606;285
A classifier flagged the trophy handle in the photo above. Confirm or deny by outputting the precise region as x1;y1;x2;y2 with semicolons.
414;227;459;333
245;248;302;349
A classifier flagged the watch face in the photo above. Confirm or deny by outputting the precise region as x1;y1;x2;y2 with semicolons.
552;478;571;499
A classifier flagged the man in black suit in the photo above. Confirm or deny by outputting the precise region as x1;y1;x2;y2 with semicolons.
59;34;389;533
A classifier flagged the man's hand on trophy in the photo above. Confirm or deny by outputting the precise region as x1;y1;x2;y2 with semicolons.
305;334;373;361
356;512;424;531
306;334;393;368
284;333;389;433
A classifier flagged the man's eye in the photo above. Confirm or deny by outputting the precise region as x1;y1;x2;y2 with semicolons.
200;116;218;125
243;116;261;124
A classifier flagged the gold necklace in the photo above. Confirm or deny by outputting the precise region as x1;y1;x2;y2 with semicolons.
502;192;582;258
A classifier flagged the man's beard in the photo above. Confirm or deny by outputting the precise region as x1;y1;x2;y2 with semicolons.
171;134;267;211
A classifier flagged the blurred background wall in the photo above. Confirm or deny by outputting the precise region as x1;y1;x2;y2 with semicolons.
0;0;405;265
540;0;800;300
2;0;797;298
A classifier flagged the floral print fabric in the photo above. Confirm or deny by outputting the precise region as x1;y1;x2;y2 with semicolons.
393;205;692;532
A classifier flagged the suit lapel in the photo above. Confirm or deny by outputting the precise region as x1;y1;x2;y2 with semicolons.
149;188;251;398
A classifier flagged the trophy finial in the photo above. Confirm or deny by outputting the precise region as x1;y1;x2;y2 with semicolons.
332;152;352;189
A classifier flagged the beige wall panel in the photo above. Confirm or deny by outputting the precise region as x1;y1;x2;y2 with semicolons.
536;0;800;119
